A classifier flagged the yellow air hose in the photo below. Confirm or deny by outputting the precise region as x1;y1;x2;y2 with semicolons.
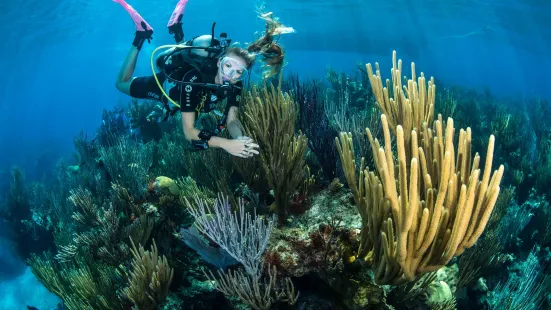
150;44;198;108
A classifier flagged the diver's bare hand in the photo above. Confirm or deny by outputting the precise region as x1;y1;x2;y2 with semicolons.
222;138;259;158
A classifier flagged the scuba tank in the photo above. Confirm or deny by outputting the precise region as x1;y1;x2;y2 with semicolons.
151;22;235;124
156;23;231;82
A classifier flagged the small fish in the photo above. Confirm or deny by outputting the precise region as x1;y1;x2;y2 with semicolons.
27;306;39;310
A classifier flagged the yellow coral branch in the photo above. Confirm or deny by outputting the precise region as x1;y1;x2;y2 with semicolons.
123;238;174;310
336;51;505;285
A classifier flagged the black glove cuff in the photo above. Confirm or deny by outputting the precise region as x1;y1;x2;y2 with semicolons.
168;23;184;43
133;33;151;51
133;25;153;51
132;36;145;51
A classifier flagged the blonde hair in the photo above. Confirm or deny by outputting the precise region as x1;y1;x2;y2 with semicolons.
221;13;287;78
246;17;286;78
224;47;256;69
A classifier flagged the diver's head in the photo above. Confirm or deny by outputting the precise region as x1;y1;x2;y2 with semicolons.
216;47;256;85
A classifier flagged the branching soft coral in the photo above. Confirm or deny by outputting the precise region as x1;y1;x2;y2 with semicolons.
54;184;154;265
0;166;54;259
99;136;154;199
181;142;234;202
487;247;549;309
29;252;124;310
282;74;339;181
337;51;505;284
123;239;174;310
238;82;309;224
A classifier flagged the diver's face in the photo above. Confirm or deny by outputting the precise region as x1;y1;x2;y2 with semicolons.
217;54;248;84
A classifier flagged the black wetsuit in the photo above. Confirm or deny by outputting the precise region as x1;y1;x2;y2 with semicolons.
129;62;242;116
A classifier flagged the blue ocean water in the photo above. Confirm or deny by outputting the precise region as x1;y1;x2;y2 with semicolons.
0;0;550;308
0;0;550;173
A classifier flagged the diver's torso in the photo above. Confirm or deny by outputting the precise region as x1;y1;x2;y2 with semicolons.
163;65;224;113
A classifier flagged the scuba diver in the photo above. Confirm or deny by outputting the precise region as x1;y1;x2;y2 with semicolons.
114;0;292;158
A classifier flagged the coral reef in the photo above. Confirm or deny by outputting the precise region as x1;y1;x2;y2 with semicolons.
3;50;551;310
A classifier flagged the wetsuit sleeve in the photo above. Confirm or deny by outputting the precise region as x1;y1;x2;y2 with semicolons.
179;69;205;113
129;72;166;102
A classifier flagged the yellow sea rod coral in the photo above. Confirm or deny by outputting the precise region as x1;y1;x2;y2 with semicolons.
336;51;504;284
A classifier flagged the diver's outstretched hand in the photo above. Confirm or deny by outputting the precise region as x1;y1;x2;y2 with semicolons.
223;137;259;158
113;0;154;50
168;0;189;43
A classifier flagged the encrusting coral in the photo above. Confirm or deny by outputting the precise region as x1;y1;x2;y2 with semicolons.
336;51;505;285
152;176;180;196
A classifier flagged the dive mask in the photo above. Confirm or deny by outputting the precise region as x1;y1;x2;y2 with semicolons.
220;56;248;82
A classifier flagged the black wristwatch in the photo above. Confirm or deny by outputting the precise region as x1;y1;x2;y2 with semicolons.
191;130;216;150
198;130;214;141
